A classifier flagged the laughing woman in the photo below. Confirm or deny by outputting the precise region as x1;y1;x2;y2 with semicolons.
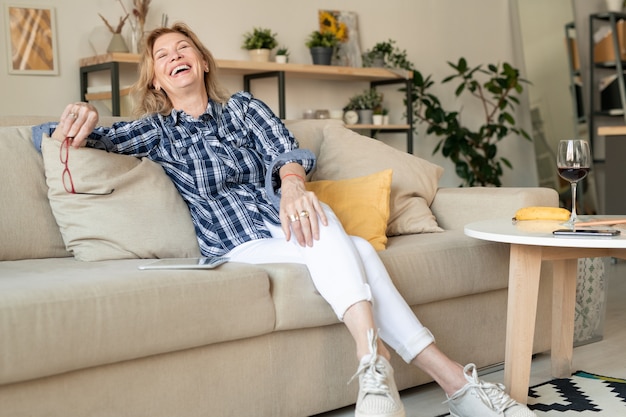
39;22;535;417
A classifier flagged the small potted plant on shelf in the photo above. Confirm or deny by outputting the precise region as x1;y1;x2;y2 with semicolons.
275;46;289;64
372;107;385;125
305;30;339;65
382;108;389;125
242;27;278;62
343;88;383;124
362;39;412;70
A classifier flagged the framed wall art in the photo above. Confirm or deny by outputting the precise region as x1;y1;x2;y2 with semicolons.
5;4;59;75
318;10;362;67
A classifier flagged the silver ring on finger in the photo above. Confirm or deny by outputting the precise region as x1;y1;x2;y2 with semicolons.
289;214;300;222
69;113;77;119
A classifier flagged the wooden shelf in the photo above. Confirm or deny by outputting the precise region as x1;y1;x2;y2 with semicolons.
79;53;412;81
345;124;411;130
85;87;132;101
598;125;626;136
79;54;415;152
79;53;140;66
215;59;412;81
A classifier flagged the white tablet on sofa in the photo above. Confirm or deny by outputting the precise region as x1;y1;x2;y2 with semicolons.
138;257;229;270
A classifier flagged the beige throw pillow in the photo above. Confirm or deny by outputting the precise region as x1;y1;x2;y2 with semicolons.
0;126;69;260
312;125;444;235
41;135;200;261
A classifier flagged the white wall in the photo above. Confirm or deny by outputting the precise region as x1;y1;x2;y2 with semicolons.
517;0;577;148
0;0;539;187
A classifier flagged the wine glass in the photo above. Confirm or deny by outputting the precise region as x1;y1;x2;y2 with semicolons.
556;139;591;227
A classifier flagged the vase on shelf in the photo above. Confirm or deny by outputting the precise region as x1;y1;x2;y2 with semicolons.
310;47;333;65
356;109;373;124
129;26;144;54
606;0;624;12
107;33;129;53
248;49;271;62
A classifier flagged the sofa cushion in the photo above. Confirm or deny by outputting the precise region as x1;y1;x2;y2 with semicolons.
259;263;339;332
265;232;512;333
305;169;392;251
312;125;444;236
0;126;69;261
41;136;201;261
380;231;511;306
0;259;275;385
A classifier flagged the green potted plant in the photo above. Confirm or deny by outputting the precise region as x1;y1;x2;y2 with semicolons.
305;30;338;65
275;46;289;64
242;27;278;62
344;88;383;124
362;39;412;70
360;43;530;185
409;58;531;186
372;107;385;125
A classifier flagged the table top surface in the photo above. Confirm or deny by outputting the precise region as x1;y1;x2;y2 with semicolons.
464;217;626;248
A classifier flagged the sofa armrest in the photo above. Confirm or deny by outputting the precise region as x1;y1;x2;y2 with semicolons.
430;187;559;230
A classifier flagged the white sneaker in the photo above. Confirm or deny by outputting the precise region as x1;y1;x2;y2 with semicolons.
446;364;537;417
349;329;405;417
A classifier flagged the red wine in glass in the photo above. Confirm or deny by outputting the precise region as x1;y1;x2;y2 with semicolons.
557;167;589;182
556;139;591;226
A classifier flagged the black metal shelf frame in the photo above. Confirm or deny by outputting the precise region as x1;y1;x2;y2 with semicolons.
588;12;626;156
80;62;122;116
243;72;415;153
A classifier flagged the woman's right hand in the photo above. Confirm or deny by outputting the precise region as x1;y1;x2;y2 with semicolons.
51;102;99;147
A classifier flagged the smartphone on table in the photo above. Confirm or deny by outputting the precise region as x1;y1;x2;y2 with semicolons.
553;229;621;237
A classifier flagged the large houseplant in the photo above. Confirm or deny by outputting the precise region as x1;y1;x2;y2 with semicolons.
363;40;531;186
409;58;531;186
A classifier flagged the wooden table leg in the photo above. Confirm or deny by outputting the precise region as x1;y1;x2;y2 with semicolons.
551;258;577;378
504;244;543;404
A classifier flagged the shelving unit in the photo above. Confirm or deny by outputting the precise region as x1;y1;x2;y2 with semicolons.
597;125;626;214
564;21;585;134
79;53;415;152
588;12;626;160
577;11;626;215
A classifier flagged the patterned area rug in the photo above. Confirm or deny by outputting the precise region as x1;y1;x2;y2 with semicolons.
435;371;626;416
528;371;626;415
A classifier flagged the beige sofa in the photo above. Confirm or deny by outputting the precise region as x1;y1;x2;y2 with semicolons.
0;116;556;417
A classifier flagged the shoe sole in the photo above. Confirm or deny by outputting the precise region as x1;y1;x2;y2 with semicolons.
355;410;405;417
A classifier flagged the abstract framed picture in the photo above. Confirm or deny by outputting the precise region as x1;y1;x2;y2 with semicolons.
5;4;59;75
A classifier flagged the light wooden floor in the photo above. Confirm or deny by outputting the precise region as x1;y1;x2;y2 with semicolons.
317;258;626;417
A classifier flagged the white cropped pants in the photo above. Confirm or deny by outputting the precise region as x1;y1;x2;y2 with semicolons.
226;204;435;363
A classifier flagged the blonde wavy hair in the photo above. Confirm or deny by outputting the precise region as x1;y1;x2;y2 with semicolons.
131;22;230;117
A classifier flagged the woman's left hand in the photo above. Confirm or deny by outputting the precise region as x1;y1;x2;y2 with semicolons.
279;169;327;247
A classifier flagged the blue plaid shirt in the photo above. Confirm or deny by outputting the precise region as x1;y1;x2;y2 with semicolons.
36;92;316;256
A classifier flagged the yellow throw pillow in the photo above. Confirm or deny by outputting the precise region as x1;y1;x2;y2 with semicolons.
305;169;392;251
